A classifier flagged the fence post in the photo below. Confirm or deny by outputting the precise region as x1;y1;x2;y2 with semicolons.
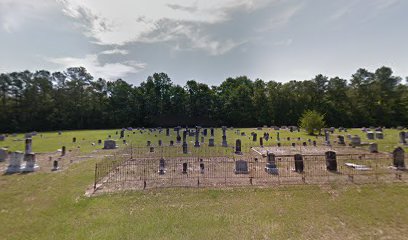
94;163;98;190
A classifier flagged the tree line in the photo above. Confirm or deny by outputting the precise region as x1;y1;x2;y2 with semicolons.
0;66;407;132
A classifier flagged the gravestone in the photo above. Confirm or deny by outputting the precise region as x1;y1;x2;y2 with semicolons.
120;130;125;139
158;140;162;146
277;142;281;147
25;133;32;138
369;143;378;153
0;148;8;162
351;135;361;146
166;128;170;136
158;158;166;175
103;140;117;149
58;131;62;135
203;129;208;136
52;159;60;171
375;132;384;139
147;140;151;146
0;135;5;141
73;137;76;143
235;139;242;154
170;140;174;146
338;135;345;145
176;127;181;143
123;139;127;144
23;153;39;172
259;137;263;147
222;135;228;147
6;151;24;173
312;140;317;147
252;133;257;142
25;138;32;154
393;147;405;169
208;138;215;147
182;142;188;154
98;139;102;145
276;132;280;141
150;147;154;153
325;151;337;171
294;154;304;173
291;143;296;147
366;131;374;140
61;146;66;156
234;160;249;174
303;142;307;147
182;162;188;174
324;131;330;145
12;133;17;137
200;162;205;174
210;128;214;137
399;132;406;144
195;127;200;147
265;152;278;174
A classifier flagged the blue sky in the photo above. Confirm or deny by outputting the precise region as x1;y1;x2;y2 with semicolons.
0;0;407;85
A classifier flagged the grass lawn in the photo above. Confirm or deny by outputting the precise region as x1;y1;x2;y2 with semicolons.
0;128;407;239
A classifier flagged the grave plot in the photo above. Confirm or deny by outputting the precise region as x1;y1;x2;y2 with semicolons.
92;146;407;194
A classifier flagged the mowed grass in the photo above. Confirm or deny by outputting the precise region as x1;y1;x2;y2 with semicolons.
1;128;408;239
1;127;407;153
0;158;407;239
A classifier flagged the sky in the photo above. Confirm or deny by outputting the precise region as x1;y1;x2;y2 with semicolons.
0;0;407;86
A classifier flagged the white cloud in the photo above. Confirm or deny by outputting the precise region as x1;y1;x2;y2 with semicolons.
47;54;146;80
56;0;278;55
0;0;55;32
100;48;129;55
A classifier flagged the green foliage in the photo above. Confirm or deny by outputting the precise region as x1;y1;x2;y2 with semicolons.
0;66;408;132
299;110;325;135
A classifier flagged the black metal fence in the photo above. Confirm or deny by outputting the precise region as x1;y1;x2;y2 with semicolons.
93;146;407;193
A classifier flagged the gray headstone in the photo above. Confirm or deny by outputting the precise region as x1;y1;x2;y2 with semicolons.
6;151;24;173
23;153;39;172
235;139;242;154
351;135;361;146
0;148;8;162
369;143;378;153
25;138;32;154
294;154;304;173
325;151;337;171
103;140;117;149
338;135;345;145
235;160;249;174
158;158;166;175
375;132;383;139
393;147;405;169
366;131;375;140
208;138;215;147
61;146;66;156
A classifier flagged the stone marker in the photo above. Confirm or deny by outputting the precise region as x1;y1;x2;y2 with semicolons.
120;130;125;138
103;140;117;149
98;139;102;145
52;159;60;171
195;127;200;147
265;152;278;174
170;140;174;146
208;138;215;147
158;140;162;146
23;153;39;172
303;142;307;146
73;137;76;143
147;140;151;146
313;140;317;146
235;160;249;174
351;135;361;146
366;131;374;140
200;162;205;174
158;158;166;175
325;131;330;145
203;128;208;136
393;147;405;169
123;139;127;144
291;142;296;147
259;137;263;147
375;132;383;139
150;147;154;153
369;143;378;153
325;151;337;171
210;128;214;137
182;131;188;154
276;132;280;141
0;148;8;162
294;154;304;173
166;128;170;136
338;135;345;145
0;135;5;141
25;138;32;154
6;151;24;173
235;139;242;154
61;146;66;156
277;142;281;147
399;132;406;144
182;162;188;174
252;133;257;142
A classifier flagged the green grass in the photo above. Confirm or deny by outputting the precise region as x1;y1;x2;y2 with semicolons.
1;128;407;153
0;157;407;239
1;128;408;239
